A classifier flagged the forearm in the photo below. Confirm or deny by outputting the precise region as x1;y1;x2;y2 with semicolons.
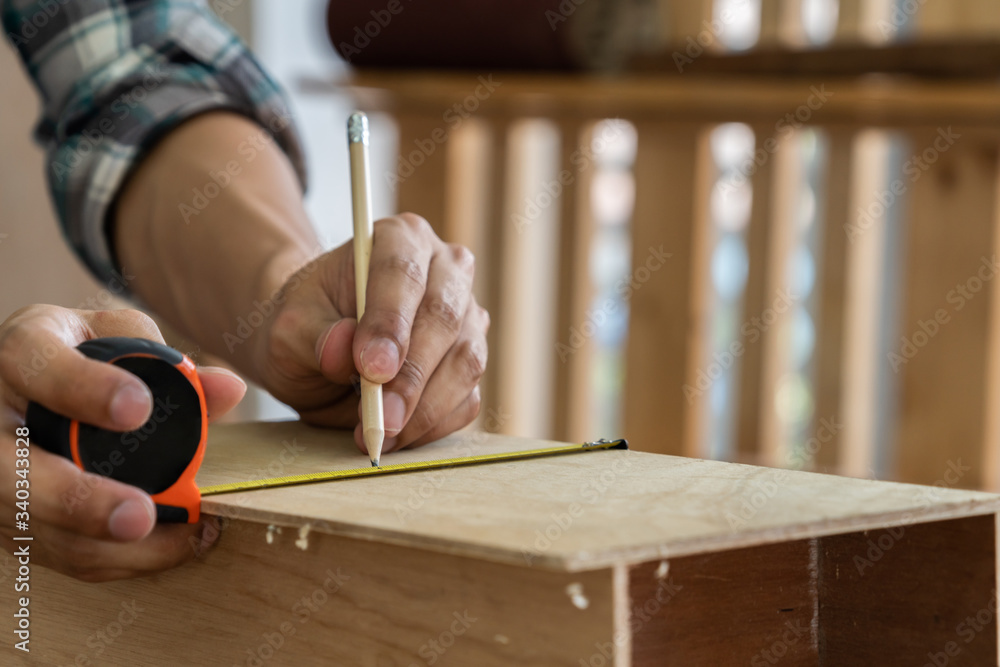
114;112;320;380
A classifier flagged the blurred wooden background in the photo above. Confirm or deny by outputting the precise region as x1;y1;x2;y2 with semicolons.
5;0;1000;489
341;0;1000;490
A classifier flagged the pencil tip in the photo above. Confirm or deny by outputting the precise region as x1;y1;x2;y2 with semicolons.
371;459;380;468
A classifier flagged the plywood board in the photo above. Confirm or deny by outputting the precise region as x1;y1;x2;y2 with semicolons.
630;540;819;666
12;521;615;666
818;515;997;665
197;421;1000;572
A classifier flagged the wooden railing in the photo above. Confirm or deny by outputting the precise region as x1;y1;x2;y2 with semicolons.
323;0;1000;490
342;68;1000;491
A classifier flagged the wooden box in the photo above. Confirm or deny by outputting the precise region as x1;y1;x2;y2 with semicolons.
6;422;999;666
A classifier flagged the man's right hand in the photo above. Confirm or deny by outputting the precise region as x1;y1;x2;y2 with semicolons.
0;306;246;581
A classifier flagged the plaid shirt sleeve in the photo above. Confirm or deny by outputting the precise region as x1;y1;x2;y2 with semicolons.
2;0;307;285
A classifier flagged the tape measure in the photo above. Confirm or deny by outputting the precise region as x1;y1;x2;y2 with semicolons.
199;439;629;496
25;338;207;523
26;338;629;524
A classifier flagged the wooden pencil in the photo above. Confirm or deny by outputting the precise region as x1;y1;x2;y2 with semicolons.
347;112;385;466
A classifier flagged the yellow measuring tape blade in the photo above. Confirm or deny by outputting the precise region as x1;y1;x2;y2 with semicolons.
200;438;628;497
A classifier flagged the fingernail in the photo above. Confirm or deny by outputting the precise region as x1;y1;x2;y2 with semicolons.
315;321;343;365
360;338;400;382
383;391;405;435
110;381;153;429
108;497;156;541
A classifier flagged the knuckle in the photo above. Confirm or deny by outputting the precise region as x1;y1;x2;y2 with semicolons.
467;386;483;420
0;320;28;359
397;212;433;236
376;255;426;291
407;400;439;439
120;309;161;338
392;358;427;404
448;244;476;274
426;292;464;334
0;306;54;356
456;337;488;383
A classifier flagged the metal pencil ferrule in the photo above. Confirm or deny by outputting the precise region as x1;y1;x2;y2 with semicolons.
348;112;369;145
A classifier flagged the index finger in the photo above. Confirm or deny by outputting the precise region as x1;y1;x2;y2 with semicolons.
353;214;435;383
0;308;161;431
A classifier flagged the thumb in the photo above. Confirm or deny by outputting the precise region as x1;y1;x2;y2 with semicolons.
315;318;358;385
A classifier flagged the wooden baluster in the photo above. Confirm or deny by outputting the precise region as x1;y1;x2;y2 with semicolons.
810;129;854;473
681;129;716;460
394;114;451;239
553;121;598;444
659;0;713;48
840;129;894;479
982;145;1000;491
757;128;802;468
914;0;1000;40
895;130;999;489
758;0;783;48
478;119;512;434
833;0;862;43
624;123;711;456
494;120;561;439
735;127;776;464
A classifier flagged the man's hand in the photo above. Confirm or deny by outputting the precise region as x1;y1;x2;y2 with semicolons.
114;112;489;455
256;213;490;454
0;305;246;581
